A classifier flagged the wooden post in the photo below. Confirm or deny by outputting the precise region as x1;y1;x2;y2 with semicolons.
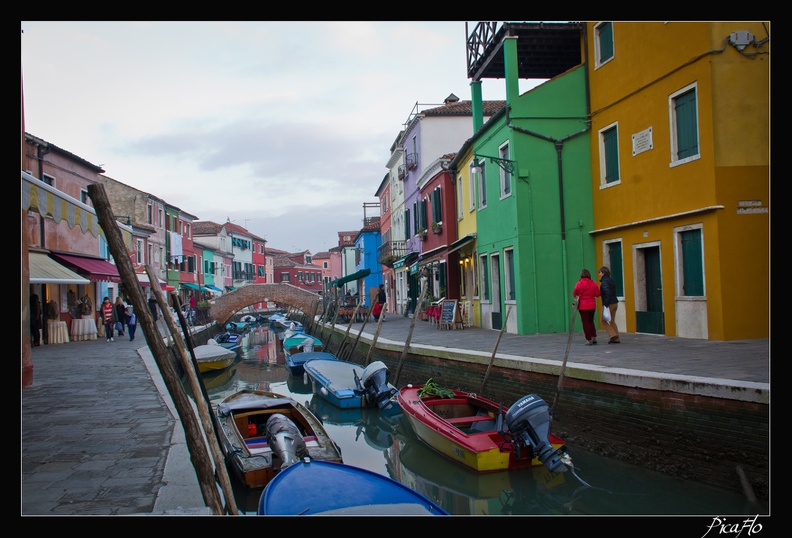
394;283;428;386
364;304;386;366
551;297;579;416
479;306;512;394
87;183;233;515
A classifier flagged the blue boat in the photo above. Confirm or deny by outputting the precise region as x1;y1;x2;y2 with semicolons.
285;350;337;377
257;459;448;515
212;331;246;352
303;358;399;411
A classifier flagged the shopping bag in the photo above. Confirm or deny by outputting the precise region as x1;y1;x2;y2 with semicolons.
602;307;611;323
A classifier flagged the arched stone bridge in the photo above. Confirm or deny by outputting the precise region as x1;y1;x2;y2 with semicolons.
208;283;325;325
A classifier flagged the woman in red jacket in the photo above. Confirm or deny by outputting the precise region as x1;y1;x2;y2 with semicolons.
573;268;601;345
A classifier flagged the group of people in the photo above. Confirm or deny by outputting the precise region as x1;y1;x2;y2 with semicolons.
573;266;621;345
101;295;138;342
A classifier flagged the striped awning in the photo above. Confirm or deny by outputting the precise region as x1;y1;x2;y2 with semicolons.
50;253;121;283
29;252;90;285
21;170;133;247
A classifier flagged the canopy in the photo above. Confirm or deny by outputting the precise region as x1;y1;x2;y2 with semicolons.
393;252;418;270
333;268;371;288
181;283;207;292
204;284;223;292
447;233;476;254
49;253;121;283
29;252;90;285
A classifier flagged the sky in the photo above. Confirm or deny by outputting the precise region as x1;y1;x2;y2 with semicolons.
21;21;542;255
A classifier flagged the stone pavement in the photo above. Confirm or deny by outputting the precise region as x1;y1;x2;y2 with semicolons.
21;316;770;516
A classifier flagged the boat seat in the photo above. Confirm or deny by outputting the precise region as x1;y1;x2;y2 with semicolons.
445;415;494;425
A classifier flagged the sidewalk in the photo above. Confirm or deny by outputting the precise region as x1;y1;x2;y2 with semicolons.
21;318;769;516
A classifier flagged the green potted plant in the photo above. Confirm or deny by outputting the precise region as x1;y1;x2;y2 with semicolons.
417;227;428;240
431;221;442;234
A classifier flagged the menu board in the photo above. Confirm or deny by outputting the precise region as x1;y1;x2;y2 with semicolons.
440;300;458;326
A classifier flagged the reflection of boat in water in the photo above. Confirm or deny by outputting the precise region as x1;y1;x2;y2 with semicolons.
308;394;402;451
201;366;237;394
286;371;313;395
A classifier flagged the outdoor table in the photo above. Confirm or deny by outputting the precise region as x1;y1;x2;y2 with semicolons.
47;320;70;344
70;317;97;341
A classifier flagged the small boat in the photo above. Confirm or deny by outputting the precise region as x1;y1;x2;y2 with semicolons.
211;332;245;352
303;358;399;411
397;384;571;474
282;333;323;360
257;459;448;515
285;350;337;377
192;342;237;373
214;389;344;489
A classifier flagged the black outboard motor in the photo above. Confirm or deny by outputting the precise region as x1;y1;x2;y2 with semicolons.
359;361;398;410
265;413;308;469
504;394;567;473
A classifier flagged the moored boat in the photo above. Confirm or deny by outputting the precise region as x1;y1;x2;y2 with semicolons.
282;333;323;360
192;342;237;373
303;358;399;411
397;384;570;474
214;389;344;489
285;350;337;377
257;459;448;515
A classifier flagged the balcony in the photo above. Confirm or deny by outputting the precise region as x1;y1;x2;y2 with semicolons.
378;240;406;268
405;153;418;171
397;165;406;181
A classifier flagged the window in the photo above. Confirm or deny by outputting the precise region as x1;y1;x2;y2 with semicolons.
158;209;163;227
148;244;153;266
147;204;153;224
670;84;700;166
599;123;620;185
479;254;489;301
431;187;442;224
468;163;477;211
297;271;304;281
595;21;614;68
457;174;464;221
280;272;290;283
477;165;487;209
136;240;144;264
499;143;512;197
504;248;515;301
677;227;704;296
419;198;428;230
405;207;411;239
42;173;55;186
80;189;89;205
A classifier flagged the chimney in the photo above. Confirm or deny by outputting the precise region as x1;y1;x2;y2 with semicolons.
444;93;460;105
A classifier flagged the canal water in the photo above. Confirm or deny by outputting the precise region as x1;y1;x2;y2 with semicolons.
197;325;768;517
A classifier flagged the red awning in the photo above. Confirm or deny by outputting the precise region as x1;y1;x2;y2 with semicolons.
49;253;121;283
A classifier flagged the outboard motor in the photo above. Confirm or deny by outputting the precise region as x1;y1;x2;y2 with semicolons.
359;361;398;410
504;394;567;473
265;413;308;469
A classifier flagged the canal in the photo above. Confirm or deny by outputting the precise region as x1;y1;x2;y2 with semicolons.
196;325;767;517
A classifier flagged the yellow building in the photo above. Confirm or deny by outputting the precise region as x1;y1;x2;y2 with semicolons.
586;21;769;340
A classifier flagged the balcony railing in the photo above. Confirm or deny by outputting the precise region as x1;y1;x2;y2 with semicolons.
378;240;406;267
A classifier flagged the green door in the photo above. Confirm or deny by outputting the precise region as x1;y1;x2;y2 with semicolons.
635;246;664;334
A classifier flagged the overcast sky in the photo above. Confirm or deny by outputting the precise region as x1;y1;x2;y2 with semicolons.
22;21;542;255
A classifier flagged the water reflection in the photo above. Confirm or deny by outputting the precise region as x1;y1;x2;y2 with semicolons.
200;327;768;516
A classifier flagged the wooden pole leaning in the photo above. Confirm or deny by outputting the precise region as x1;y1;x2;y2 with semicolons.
479;306;512;394
551;297;580;417
394;283;428;386
87;183;231;515
364;305;386;367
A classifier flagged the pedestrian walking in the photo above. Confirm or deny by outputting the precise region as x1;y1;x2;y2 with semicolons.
374;284;387;321
598;266;621;344
573;268;601;345
127;311;137;341
30;293;42;347
148;296;159;321
101;297;115;342
114;296;126;336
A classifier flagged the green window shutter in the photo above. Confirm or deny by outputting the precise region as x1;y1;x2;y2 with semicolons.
405;207;411;239
681;229;704;296
598;22;614;62
420;199;428;229
603;126;620;183
675;89;698;159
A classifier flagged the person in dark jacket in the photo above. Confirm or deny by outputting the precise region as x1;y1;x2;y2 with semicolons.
148;296;159;321
114;296;126;336
598;266;621;344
